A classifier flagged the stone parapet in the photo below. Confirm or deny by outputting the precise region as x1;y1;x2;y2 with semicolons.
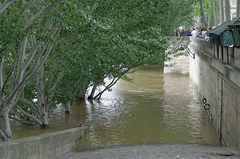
0;127;87;159
189;37;240;151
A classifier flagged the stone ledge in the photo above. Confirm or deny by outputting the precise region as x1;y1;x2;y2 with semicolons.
0;127;87;159
191;40;240;88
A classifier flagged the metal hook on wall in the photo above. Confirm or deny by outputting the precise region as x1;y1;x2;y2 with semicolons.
202;97;210;110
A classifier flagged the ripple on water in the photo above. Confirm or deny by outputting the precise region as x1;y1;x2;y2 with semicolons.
11;66;220;149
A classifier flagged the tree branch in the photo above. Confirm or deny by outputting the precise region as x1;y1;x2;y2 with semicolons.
16;36;28;85
0;54;4;91
93;67;134;100
1;51;18;96
17;106;43;125
21;3;54;32
22;41;41;71
5;30;59;108
9;116;35;125
20;97;33;108
0;0;15;14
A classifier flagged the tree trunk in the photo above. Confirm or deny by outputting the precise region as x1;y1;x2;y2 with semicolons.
0;109;12;141
215;0;220;25
219;0;224;23
64;102;71;114
194;16;201;27
210;1;216;28
199;0;208;28
237;0;240;17
224;0;231;21
35;61;49;128
88;84;97;99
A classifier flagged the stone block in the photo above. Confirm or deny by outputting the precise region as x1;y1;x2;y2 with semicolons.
0;127;87;159
227;66;240;88
223;47;229;63
214;44;218;57
228;47;234;64
211;58;227;75
0;142;12;159
234;47;240;59
217;45;222;59
26;140;38;159
232;59;240;69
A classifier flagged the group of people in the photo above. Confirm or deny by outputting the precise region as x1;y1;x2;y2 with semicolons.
175;27;212;40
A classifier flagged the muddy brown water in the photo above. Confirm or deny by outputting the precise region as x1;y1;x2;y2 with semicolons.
11;66;220;150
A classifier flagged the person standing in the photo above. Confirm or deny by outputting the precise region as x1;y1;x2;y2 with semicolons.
186;29;191;36
191;28;198;37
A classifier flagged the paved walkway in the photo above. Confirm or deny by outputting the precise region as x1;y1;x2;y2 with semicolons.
56;143;240;159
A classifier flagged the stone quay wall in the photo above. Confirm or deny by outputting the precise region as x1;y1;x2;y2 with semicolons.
189;37;240;150
0;127;87;159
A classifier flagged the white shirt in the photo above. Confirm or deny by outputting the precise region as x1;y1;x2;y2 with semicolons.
191;30;198;37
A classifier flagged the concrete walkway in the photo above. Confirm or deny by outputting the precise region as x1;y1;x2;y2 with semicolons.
55;143;240;159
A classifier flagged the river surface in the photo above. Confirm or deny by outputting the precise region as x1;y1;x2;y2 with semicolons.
11;66;220;150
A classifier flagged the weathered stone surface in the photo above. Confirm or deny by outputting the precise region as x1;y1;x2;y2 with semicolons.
0;127;87;159
56;144;240;159
189;37;240;151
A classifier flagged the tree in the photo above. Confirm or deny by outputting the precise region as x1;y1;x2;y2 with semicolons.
0;0;196;141
0;1;56;141
219;0;225;23
166;0;196;33
200;0;209;28
224;0;231;21
210;1;217;28
193;0;219;28
9;0;98;128
237;0;240;17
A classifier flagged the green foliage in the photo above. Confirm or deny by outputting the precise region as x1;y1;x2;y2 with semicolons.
1;0;197;127
193;0;216;21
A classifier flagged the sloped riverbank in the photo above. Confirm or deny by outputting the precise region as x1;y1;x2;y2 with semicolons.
56;143;240;159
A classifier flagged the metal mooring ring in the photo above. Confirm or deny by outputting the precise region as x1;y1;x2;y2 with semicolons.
204;104;210;110
202;98;207;104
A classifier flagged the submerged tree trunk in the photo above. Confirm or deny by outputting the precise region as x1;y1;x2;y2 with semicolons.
88;84;97;99
64;102;71;114
93;67;134;100
36;63;49;127
199;0;208;28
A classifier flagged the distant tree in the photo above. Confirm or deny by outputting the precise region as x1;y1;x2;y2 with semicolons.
219;0;225;23
224;0;231;21
210;1;217;28
237;0;240;17
200;0;209;28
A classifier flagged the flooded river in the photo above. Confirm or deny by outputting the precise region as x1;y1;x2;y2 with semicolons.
11;66;220;149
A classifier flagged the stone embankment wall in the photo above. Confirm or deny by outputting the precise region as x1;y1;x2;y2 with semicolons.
189;37;240;150
0;127;87;159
